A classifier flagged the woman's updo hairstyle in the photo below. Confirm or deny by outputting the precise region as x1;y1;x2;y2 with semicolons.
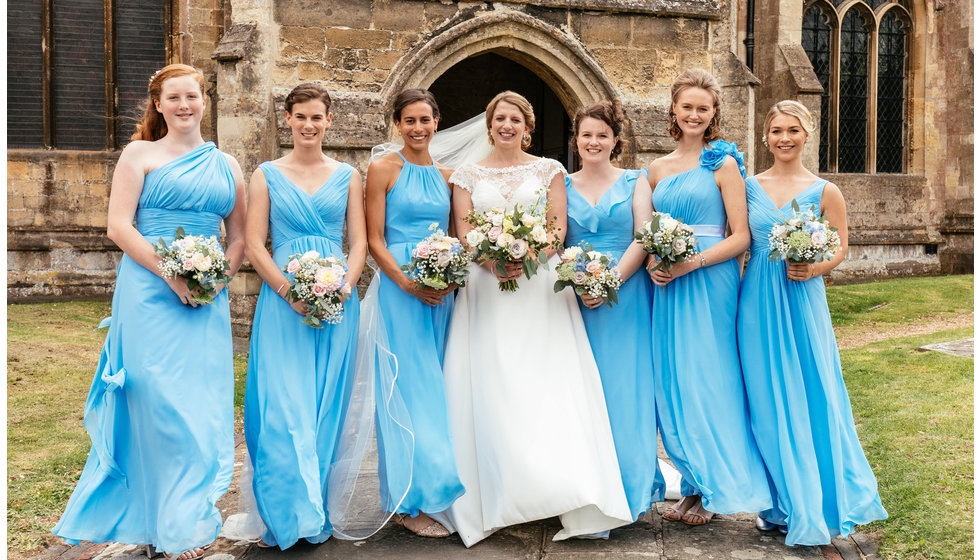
284;83;332;114
391;88;440;123
485;91;536;150
571;99;629;159
667;68;723;143
131;64;206;142
762;99;816;147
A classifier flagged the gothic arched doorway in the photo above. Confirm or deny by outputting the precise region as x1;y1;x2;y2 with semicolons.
428;53;573;168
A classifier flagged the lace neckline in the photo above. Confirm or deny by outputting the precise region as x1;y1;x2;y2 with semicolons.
469;159;547;172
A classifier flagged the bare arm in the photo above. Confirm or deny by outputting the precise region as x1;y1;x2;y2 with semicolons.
617;173;654;281
344;171;368;292
106;142;199;304
222;155;247;277
243;168;295;302
545;170;567;255
787;182;848;281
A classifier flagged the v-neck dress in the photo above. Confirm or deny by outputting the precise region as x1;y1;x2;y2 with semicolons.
650;140;772;515
565;169;665;520
243;161;360;548
737;176;887;545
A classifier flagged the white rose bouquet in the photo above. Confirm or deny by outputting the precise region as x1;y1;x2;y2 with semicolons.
768;199;841;263
400;223;471;290
462;198;561;292
553;244;623;307
153;226;232;305
282;250;350;327
633;212;699;274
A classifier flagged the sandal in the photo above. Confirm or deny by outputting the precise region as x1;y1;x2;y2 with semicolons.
162;548;205;560
256;539;274;549
681;499;714;526
393;513;451;538
662;495;697;522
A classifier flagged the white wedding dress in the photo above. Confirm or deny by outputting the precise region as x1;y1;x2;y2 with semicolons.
434;158;633;547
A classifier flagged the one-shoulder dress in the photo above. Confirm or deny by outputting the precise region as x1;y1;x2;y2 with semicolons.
565;169;665;520
53;142;237;555
738;176;887;545
244;162;360;549
374;152;465;516
650;141;772;515
438;159;632;547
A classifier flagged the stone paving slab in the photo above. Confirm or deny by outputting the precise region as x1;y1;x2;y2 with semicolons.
918;337;974;358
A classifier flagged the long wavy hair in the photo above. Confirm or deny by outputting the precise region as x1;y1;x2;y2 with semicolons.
131;64;206;142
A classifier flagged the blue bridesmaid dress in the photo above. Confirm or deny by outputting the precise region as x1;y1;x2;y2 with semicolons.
376;153;464;516
565;169;665;520
243;162;360;549
53;142;236;554
650;140;772;515
738;177;887;545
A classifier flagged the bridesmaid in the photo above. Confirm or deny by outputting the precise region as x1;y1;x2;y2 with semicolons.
645;68;771;525
564;100;665;522
364;88;464;537
738;100;887;545
243;83;367;549
53;64;246;560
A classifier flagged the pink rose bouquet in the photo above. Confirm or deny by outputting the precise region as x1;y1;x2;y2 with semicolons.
553;244;623;307
401;223;471;290
282;250;350;327
153;226;232;304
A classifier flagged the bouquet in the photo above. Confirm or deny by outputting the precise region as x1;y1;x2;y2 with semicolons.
153;226;232;305
282;251;350;327
462;199;562;292
553;244;623;307
400;223;471;290
633;212;699;273
768;200;841;263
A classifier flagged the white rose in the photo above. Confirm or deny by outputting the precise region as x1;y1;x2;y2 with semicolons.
175;237;196;251
466;230;486;247
436;251;453;267
496;232;515;248
772;225;788;238
671;238;687;253
490;213;504;227
562;246;583;260
521;214;537;227
660;217;678;232
508;239;528;259
810;230;828;247
531;226;548;244
193;254;213;272
300;250;320;263
587;251;602;261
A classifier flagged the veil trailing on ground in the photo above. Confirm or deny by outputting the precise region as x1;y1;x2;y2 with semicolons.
220;267;414;543
371;114;492;168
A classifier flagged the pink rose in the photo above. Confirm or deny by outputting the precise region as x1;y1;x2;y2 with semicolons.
312;283;328;296
183;260;195;271
488;226;502;242
572;271;587;285
416;243;433;258
286;259;301;274
585;260;601;274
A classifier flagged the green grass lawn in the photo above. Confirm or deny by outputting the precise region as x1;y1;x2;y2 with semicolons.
6;275;974;558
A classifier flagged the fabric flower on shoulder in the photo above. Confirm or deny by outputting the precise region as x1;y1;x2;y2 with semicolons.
699;139;746;179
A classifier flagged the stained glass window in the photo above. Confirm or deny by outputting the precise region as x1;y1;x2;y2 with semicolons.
802;5;832;172
838;9;871;172
876;10;909;173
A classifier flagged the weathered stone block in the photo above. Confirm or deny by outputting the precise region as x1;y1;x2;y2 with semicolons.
279;26;327;62
630;15;678;48
7;161;29;179
324;28;392;50
370;49;405;71
372;0;427;32
274;0;373;28
579;13;632;47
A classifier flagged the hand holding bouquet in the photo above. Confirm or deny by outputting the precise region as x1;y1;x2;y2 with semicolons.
400;224;471;290
282;251;351;327
154;226;232;305
768;200;840;264
634;212;699;274
553;244;623;307
463;201;561;292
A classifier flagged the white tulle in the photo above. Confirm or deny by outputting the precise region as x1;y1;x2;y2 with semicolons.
371;115;493;169
220;270;415;543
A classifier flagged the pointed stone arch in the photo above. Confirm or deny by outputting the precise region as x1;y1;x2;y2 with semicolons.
382;10;637;163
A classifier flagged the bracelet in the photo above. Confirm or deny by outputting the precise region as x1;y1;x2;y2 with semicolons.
276;282;287;296
698;252;707;268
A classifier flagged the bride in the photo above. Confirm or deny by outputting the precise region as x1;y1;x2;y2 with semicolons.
433;91;633;546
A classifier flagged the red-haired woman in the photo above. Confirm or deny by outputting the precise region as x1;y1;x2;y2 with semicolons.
53;64;246;560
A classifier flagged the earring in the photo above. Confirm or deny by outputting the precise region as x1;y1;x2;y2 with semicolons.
762;135;769;148
670;114;677;123
487;131;494;146
522;132;531;145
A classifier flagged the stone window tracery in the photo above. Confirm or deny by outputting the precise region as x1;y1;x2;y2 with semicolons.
802;0;912;173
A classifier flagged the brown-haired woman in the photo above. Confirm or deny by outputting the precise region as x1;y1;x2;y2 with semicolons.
564;100;666;523
644;68;771;526
242;83;368;549
53;63;247;560
364;88;463;538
